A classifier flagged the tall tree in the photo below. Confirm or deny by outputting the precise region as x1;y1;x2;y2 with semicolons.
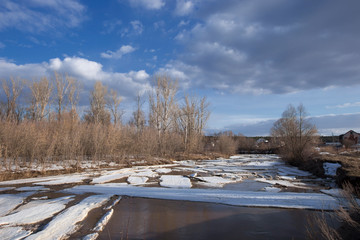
28;77;53;121
2;77;24;122
148;75;178;137
106;89;123;126
85;81;110;124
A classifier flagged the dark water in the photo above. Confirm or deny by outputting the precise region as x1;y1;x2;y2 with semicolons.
98;197;327;240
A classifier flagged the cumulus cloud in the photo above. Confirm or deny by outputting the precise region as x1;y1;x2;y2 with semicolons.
167;0;360;94
0;57;151;102
175;0;194;16
128;0;165;10
0;0;86;32
101;45;136;59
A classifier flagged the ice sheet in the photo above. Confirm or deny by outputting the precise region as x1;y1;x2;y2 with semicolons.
65;184;340;210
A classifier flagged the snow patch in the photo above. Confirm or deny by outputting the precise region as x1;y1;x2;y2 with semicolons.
323;162;341;176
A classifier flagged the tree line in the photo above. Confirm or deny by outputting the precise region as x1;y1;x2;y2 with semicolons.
0;73;215;169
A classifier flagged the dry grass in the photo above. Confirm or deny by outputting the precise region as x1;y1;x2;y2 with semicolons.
307;183;360;240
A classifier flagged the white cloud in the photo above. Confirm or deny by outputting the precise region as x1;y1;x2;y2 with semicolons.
175;0;194;16
128;70;150;82
0;42;5;48
101;45;136;59
49;57;103;80
130;20;144;35
128;0;165;10
0;57;151;100
327;102;360;109
0;0;86;32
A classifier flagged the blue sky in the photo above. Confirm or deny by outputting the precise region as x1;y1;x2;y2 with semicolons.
1;0;360;136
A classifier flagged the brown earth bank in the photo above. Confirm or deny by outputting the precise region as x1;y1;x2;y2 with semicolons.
288;152;360;192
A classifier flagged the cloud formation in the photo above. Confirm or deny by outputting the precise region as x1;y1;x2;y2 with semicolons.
0;57;151;101
0;0;86;32
167;0;360;94
128;0;165;10
101;45;136;59
175;0;195;16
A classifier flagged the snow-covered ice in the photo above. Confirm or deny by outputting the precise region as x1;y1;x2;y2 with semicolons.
0;196;73;226
26;195;111;240
0;193;32;217
64;184;340;210
0;187;15;192
196;176;239;187
323;162;341;176
255;178;310;189
155;168;172;174
0;227;32;240
16;186;50;192
127;176;149;185
93;209;114;232
160;175;192;188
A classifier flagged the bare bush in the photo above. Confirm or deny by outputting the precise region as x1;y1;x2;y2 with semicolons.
271;104;318;163
214;131;238;155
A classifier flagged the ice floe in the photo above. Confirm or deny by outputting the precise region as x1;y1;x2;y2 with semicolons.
127;176;149;185
93;209;114;232
159;175;192;188
26;195;111;240
0;196;73;226
196;176;239;187
155;168;172;174
0;193;32;217
0;226;32;240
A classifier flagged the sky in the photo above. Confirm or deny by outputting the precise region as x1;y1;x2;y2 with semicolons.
0;0;360;136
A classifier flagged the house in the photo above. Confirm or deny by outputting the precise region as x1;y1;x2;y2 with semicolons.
339;130;360;147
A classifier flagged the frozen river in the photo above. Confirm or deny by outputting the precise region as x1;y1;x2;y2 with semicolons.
0;154;342;239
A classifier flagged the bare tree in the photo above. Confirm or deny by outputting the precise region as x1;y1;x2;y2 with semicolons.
106;89;123;126
178;94;210;151
148;75;178;137
67;76;80;121
54;72;71;121
271;104;318;162
2;77;24;122
84;81;110;124
28;77;53;121
131;93;146;132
